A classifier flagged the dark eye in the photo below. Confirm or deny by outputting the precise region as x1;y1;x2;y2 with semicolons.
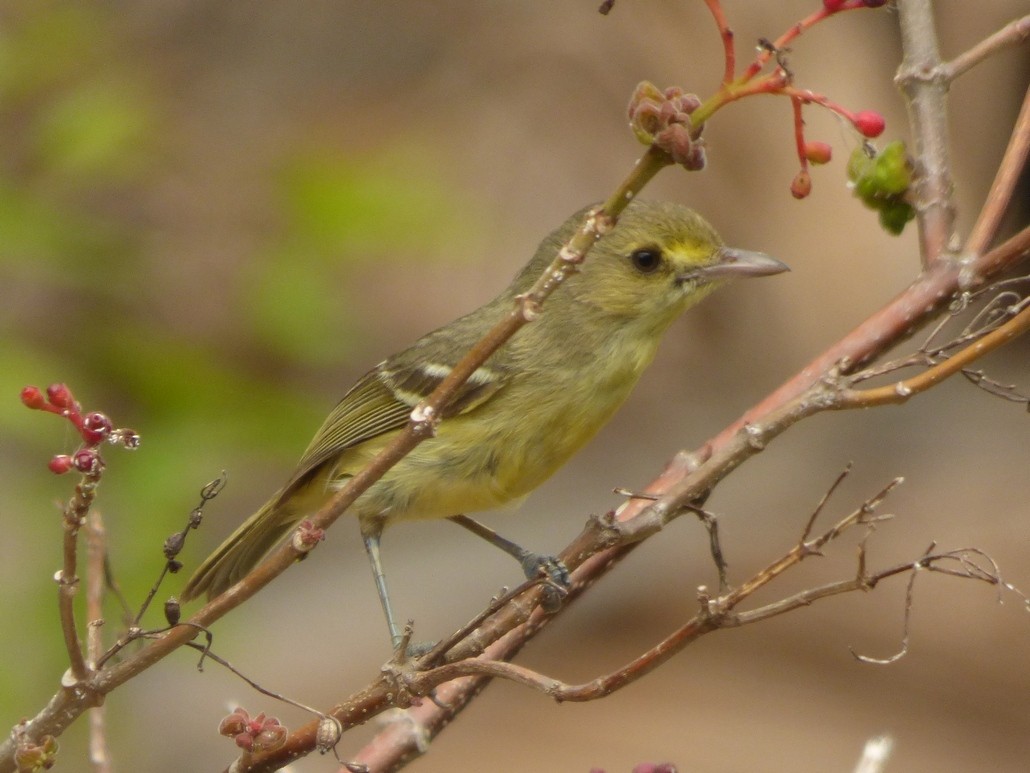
629;247;663;274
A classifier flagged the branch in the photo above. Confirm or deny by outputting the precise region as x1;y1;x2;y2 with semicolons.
58;471;101;683
942;14;1030;81
85;512;113;773
838;293;1030;407
894;0;958;268
966;85;1030;256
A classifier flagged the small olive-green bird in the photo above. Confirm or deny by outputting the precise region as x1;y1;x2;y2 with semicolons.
181;200;787;645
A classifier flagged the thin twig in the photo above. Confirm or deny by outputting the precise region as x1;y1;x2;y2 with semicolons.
965;85;1030;257
85;512;113;773
800;462;852;543
838;297;1030;408
58;471;101;682
942;15;1030;81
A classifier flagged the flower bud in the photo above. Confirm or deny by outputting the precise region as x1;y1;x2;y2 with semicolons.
46;383;75;410
219;708;250;738
293;519;326;552
73;449;101;474
21;386;46;410
164;598;181;625
251;720;288;753
82;412;113;444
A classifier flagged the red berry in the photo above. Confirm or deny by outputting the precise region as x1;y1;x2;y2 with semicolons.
823;0;848;11
804;141;833;165
83;412;113;444
72;449;100;473
790;169;812;199
48;455;73;475
853;110;885;138
20;386;46;409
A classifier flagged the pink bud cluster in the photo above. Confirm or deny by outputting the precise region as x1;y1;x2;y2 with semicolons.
21;383;140;475
628;82;707;170
219;708;288;754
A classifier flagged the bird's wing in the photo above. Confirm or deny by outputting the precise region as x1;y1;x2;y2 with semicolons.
278;351;510;499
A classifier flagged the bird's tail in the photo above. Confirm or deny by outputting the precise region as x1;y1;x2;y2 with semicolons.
180;493;297;602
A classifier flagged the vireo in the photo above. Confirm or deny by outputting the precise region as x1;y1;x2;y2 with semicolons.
181;200;788;645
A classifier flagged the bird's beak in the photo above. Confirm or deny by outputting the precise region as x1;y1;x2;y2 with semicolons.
679;247;790;284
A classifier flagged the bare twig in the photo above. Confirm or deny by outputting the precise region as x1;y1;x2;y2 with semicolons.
966;85;1030;257
942;14;1030;81
135;472;228;627
85;512;112;773
801;462;853;543
849;542;931;665
838;296;1030;408
58;471;102;683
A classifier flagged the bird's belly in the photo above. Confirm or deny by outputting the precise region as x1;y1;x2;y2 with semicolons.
347;378;635;524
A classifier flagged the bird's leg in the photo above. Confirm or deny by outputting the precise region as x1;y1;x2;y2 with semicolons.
361;526;404;650
448;514;570;611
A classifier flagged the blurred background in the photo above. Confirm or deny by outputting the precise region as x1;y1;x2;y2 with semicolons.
1;2;1027;771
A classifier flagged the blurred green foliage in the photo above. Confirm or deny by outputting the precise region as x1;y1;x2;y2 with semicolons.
846;140;916;236
247;149;466;364
0;1;473;739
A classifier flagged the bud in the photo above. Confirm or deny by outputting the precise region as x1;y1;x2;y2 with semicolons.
163;532;186;560
21;386;46;410
14;734;58;771
803;141;832;165
293;519;326;552
164;598;181;626
682;142;707;172
251;720;288;753
234;733;254;752
72;449;101;474
82;412;113;444
219;708;251;738
627;81;666;144
790;169;812;199
46;383;75;410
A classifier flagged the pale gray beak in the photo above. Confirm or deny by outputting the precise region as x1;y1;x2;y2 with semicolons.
679;247;789;284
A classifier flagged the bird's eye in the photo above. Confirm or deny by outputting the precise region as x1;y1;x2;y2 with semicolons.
629;247;663;274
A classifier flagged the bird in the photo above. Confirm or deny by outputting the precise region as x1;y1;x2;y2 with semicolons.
181;200;788;647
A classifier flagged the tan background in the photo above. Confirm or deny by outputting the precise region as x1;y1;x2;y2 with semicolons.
0;2;1027;771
